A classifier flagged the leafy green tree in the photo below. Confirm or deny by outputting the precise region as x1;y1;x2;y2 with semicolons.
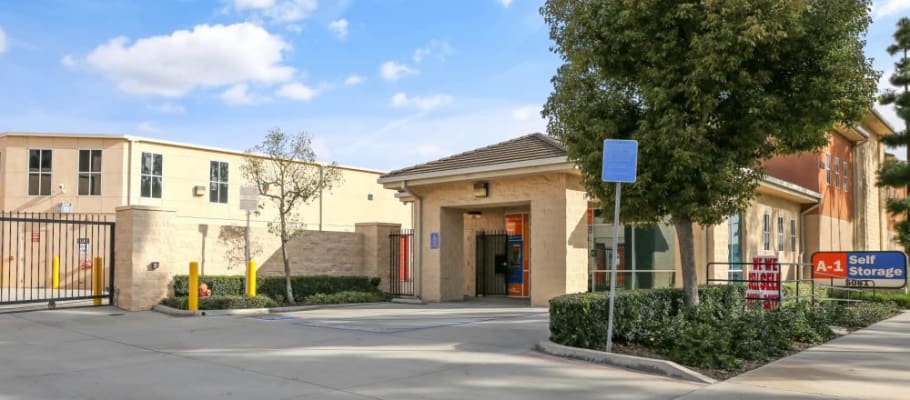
541;0;877;306
241;129;342;304
877;17;910;249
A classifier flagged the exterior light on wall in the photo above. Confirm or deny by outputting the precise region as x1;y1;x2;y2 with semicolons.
193;185;206;197
368;193;374;201
473;181;489;198
467;211;483;219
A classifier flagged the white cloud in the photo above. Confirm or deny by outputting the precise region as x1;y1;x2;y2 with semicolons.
344;74;363;85
498;0;513;7
873;0;910;19
61;54;77;68
0;26;6;54
136;121;159;133
390;92;453;111
276;81;317;101
379;61;416;81
230;0;317;23
412;40;454;63
511;106;540;121
221;84;259;106
147;102;186;114
86;23;294;97
328;19;349;39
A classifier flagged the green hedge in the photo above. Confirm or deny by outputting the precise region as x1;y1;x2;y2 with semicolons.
550;286;895;370
304;291;391;305
160;295;277;310
829;289;910;309
173;275;382;303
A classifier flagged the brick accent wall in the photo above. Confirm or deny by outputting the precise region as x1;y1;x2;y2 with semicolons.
259;230;364;276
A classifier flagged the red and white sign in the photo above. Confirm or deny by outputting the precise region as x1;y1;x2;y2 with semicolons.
31;232;40;243
747;257;780;310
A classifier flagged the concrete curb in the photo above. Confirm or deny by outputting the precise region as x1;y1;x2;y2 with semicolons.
536;340;716;384
391;297;425;305
152;301;393;317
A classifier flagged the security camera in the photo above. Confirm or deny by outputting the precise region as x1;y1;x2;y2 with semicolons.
58;183;65;193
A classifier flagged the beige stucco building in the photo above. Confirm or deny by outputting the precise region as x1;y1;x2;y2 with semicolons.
0;132;411;277
380;111;902;307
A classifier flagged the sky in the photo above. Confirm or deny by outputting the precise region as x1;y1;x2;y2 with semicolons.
0;0;908;171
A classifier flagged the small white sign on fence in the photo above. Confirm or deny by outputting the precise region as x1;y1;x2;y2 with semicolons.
239;184;260;211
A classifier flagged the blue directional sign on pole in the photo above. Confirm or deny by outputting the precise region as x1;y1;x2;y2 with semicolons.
601;139;639;353
601;140;638;183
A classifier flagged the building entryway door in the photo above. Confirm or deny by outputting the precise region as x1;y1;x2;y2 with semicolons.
475;231;508;296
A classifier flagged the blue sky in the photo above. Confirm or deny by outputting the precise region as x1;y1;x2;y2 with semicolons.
0;0;908;170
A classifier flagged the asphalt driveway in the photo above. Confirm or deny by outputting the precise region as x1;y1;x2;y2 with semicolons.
0;301;702;400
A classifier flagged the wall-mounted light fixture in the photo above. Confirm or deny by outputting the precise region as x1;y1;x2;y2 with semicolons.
467;210;483;220
473;181;489;198
193;185;206;197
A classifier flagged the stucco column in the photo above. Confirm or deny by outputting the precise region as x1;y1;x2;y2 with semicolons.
355;222;402;293
439;207;465;301
114;206;179;311
529;175;588;307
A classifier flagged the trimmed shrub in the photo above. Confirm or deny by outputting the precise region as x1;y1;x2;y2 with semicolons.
830;302;898;328
159;295;277;310
304;291;390;305
829;289;910;309
173;275;382;303
549;285;864;370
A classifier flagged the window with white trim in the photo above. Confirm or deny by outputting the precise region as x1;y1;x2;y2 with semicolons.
209;161;229;204
790;219;797;253
777;214;784;252
763;212;771;251
843;161;849;192
28;149;52;196
78;150;102;196
140;152;163;199
825;153;831;185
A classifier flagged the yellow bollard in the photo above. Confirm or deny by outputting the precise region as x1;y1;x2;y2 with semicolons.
52;256;60;290
93;257;103;306
188;261;199;311
247;260;257;297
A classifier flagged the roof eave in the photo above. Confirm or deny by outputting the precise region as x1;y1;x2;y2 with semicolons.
379;156;576;186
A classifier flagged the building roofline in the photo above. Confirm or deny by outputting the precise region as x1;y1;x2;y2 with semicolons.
760;175;821;203
378;156;574;184
0;131;386;175
871;108;898;136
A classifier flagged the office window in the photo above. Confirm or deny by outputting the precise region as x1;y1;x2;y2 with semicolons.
140;152;163;199
825;153;831;185
28;149;52;196
763;212;771;251
777;214;784;252
834;158;840;189
78;150;102;196
843;161;849;192
790;219;797;253
209;161;229;203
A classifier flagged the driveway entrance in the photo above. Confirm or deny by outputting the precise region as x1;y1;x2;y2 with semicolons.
0;302;701;399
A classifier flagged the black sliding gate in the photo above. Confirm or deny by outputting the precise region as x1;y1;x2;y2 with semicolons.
475;231;508;296
389;229;414;296
0;212;114;307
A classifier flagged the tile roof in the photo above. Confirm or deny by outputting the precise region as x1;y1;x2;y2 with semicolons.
381;133;568;180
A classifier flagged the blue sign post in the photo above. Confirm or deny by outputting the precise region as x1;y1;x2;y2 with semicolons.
601;139;638;353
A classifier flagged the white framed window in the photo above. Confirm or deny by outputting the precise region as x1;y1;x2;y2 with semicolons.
28;149;52;196
834;157;840;189
78;149;102;196
209;161;229;204
140;152;163;199
825;153;831;185
777;214;784;252
843;161;849;192
790;219;797;253
763;212;771;251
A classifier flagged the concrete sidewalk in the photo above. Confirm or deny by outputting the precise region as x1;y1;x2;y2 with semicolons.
677;311;910;399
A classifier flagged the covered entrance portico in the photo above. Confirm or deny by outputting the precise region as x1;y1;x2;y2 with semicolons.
379;134;589;306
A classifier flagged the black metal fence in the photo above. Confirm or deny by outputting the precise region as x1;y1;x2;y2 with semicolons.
389;229;414;296
0;212;114;307
706;261;813;310
476;231;508;296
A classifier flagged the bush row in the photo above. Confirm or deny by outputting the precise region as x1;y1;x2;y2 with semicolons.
301;290;391;305
549;286;897;370
172;275;382;303
828;288;910;309
160;295;277;310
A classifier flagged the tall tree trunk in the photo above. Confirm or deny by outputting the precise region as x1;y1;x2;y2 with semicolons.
280;213;295;305
675;218;700;307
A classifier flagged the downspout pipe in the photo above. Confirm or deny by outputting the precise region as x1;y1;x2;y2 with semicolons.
401;181;422;299
800;198;822;269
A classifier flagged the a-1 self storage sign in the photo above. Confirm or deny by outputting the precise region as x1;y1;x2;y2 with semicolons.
811;251;908;289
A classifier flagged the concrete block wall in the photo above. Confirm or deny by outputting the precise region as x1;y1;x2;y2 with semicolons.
258;230;364;277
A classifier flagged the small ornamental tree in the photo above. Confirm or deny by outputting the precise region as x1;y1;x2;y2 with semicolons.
541;0;878;306
877;17;910;249
241;129;342;304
